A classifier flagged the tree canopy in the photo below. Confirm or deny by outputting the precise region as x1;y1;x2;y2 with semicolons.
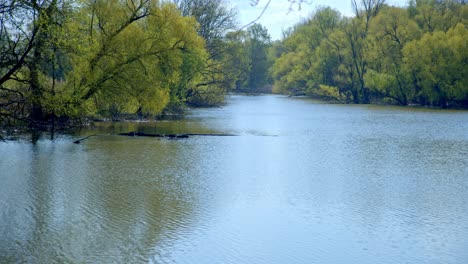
1;0;211;125
1;0;466;130
270;0;468;107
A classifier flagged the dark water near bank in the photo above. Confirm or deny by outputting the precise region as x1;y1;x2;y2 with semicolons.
1;95;468;263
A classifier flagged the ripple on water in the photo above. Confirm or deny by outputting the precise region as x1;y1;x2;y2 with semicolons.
1;95;468;263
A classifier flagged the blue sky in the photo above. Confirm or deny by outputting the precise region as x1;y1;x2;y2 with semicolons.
231;0;409;40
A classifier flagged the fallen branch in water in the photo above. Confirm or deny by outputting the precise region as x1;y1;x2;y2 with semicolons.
118;132;236;139
73;132;236;143
73;134;98;144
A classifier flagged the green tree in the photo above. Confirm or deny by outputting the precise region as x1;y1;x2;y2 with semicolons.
221;30;251;91
365;6;421;105
402;24;468;107
246;23;271;92
306;8;345;101
173;0;237;106
410;0;467;33
71;0;207;117
270;8;344;98
0;0;75;125
1;0;209;125
1;0;37;123
343;0;386;103
270;19;317;95
269;0;467;108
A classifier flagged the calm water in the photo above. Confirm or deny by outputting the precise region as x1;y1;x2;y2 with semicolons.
1;95;468;263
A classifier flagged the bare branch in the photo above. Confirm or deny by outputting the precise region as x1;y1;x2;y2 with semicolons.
239;0;271;31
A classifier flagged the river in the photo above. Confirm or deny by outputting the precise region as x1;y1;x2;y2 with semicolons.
1;95;467;263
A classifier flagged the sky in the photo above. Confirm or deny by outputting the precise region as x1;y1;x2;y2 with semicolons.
231;0;409;40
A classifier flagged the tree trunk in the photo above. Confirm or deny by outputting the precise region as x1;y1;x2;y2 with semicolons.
362;87;370;104
29;45;44;122
352;89;360;104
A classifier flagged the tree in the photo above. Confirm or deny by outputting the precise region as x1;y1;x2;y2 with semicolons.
173;0;236;56
410;0;467;33
173;0;237;106
69;0;207;116
0;0;74;125
269;0;467;108
345;0;386;103
1;0;32;124
270;8;344;97
306;8;345;100
246;23;271;91
1;0;209;126
402;24;468;107
221;30;251;91
365;6;421;105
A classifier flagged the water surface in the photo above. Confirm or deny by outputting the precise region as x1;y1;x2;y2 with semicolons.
1;95;467;263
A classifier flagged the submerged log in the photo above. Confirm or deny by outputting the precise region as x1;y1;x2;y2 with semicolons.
118;132;189;139
118;131;236;139
73;134;97;144
73;132;236;144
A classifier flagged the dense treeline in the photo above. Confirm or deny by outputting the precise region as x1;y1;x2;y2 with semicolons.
270;0;468;108
1;0;466;130
221;23;272;93
0;0;243;127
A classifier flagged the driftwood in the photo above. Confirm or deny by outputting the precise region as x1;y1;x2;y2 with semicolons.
73;132;236;144
118;131;236;139
73;134;98;144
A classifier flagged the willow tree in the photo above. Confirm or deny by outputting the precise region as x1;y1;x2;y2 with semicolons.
221;30;250;91
66;0;207;117
365;6;421;105
1;0;208;125
173;0;237;106
344;0;385;103
270;8;344;97
41;0;206;119
1;0;34;124
402;24;468;107
0;0;73;125
246;24;271;91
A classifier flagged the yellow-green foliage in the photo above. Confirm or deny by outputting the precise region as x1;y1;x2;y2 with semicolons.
188;85;226;107
364;70;398;94
308;84;345;102
0;0;208;120
269;2;468;107
403;23;468;105
61;1;208;117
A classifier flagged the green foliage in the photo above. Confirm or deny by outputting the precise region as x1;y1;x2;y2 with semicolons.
270;1;468;108
219;24;272;93
71;1;208;117
270;8;346;97
403;23;468;107
247;24;272;91
2;0;467;127
174;0;237;105
1;0;211;124
364;69;401;103
411;0;467;32
308;84;347;102
187;84;226;106
221;31;251;91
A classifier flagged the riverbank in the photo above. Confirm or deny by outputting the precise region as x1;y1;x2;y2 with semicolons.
2;94;467;142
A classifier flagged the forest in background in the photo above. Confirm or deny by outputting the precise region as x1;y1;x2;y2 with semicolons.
270;0;468;108
1;0;467;130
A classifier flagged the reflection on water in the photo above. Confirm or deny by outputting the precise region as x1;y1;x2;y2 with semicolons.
1;95;468;263
0;138;199;263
